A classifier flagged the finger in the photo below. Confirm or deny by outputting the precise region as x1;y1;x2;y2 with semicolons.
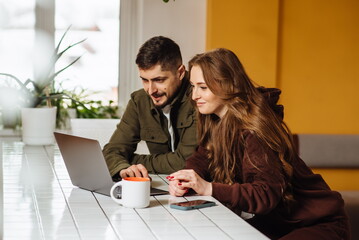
120;172;127;179
130;166;142;177
171;170;197;182
126;169;135;177
169;180;182;191
173;169;195;176
171;173;191;182
168;184;177;196
119;169;129;179
174;187;188;196
168;182;178;196
172;180;189;191
136;164;149;178
169;183;187;197
168;170;188;181
166;175;174;181
169;188;182;196
177;181;193;189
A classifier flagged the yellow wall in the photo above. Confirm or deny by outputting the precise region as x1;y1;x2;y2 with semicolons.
206;0;359;134
312;168;359;190
207;0;280;88
278;0;359;134
206;0;359;190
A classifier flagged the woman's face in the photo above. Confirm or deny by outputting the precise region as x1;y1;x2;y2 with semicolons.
190;65;227;118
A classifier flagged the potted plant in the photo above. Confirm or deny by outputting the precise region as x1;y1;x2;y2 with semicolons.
55;86;121;129
0;26;85;145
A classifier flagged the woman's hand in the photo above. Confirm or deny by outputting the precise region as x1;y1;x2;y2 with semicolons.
168;178;188;196
167;169;212;196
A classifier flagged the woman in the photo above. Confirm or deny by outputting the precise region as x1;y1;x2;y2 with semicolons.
168;48;350;240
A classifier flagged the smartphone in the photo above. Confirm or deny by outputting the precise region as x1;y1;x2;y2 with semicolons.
170;200;216;210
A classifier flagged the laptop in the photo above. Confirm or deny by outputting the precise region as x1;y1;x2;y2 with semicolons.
54;132;168;197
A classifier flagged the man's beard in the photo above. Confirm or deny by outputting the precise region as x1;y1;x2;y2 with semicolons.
150;92;166;109
152;93;176;109
151;84;180;109
154;98;169;109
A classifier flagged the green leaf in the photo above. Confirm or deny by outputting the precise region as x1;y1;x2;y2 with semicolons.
52;55;83;79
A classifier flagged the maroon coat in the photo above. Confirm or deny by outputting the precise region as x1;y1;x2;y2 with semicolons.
186;131;350;239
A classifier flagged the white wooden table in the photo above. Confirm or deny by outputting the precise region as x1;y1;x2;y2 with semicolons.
1;137;269;240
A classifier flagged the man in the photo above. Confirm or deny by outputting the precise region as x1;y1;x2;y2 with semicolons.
103;36;197;180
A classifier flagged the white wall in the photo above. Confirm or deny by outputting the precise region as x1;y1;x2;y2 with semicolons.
119;0;207;108
140;0;207;68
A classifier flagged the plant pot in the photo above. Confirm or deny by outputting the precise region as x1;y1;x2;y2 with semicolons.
1;107;20;129
21;107;57;145
57;107;77;130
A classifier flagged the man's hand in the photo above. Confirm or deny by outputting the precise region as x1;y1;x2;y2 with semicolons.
119;164;149;178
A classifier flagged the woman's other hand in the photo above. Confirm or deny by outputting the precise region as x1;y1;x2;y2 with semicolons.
167;169;212;196
168;178;188;196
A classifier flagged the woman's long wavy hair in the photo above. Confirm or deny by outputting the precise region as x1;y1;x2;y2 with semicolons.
188;48;296;203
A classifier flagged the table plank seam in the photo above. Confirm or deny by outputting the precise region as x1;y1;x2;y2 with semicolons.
24;147;46;240
93;193;122;240
154;195;198;239
44;146;83;240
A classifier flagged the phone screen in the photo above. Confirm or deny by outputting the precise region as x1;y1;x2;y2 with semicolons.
170;200;216;210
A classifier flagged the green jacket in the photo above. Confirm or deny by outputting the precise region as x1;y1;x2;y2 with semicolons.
103;76;197;178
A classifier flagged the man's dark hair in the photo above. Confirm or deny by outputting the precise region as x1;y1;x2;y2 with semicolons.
135;36;182;72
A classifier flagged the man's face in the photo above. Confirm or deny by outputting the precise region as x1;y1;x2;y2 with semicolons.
140;64;184;108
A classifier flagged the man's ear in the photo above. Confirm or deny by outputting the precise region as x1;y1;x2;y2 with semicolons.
178;64;186;80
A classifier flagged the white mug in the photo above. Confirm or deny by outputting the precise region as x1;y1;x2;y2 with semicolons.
110;177;150;208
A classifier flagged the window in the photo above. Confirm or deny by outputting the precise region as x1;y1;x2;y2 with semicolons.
0;0;119;104
55;0;119;103
0;0;35;80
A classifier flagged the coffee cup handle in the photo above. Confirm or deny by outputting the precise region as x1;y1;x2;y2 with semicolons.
110;181;123;205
